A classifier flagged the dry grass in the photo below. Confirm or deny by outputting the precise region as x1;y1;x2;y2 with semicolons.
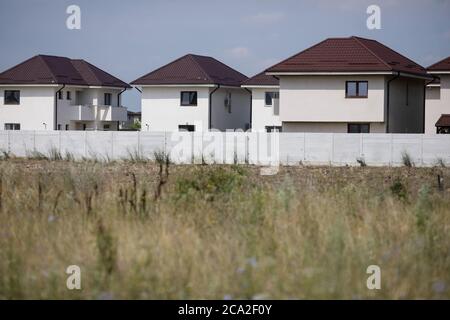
0;158;449;299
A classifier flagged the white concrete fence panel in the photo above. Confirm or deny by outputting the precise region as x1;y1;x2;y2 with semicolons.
0;131;449;167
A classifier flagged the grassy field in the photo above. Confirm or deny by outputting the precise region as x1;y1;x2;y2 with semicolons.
0;157;449;299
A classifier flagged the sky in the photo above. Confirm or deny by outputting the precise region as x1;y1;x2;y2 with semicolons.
1;0;450;111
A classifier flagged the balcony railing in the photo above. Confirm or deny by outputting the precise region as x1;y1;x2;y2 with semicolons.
68;105;127;122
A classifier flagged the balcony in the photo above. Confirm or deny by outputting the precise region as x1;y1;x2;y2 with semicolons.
68;105;128;122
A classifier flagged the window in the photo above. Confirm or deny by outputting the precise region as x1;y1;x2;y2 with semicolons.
265;92;279;106
348;123;370;133
67;91;71;100
4;123;20;130
57;124;61;130
104;93;112;105
180;91;197;106
104;124;110;130
65;124;69;130
4;90;20;105
82;124;87;131
265;126;282;133
58;91;63;100
178;125;195;132
346;81;368;98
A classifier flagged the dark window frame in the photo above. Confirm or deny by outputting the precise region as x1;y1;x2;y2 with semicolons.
265;126;282;133
180;91;198;106
4;123;21;130
178;124;195;132
347;123;370;133
4;90;20;105
58;91;63;100
345;81;368;98
265;92;279;106
66;91;71;100
104;93;112;106
65;124;69;131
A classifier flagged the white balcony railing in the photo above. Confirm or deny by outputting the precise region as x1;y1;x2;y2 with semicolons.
68;105;128;122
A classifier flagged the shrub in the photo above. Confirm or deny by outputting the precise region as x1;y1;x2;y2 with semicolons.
390;177;408;200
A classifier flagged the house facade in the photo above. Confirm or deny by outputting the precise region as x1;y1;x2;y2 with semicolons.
425;56;450;134
0;55;130;131
266;37;431;133
241;73;281;132
132;54;251;132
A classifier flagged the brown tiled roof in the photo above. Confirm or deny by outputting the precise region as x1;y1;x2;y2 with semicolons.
266;36;429;77
436;115;450;127
0;55;130;88
428;56;450;72
242;72;279;86
131;54;248;87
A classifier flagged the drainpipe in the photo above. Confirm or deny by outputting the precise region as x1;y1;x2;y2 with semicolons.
423;76;437;134
243;88;252;131
386;72;400;133
55;84;66;130
117;87;127;107
209;85;220;130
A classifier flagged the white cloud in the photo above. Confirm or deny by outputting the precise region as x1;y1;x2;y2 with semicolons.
226;47;251;59
242;12;285;25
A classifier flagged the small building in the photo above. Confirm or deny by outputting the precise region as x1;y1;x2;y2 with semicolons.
131;54;251;132
0;55;131;131
266;36;431;133
426;56;450;134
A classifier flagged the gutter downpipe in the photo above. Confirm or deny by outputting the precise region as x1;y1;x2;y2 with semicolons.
386;72;400;133
134;86;142;93
117;87;127;107
209;85;220;131
243;88;252;131
424;76;437;133
55;84;66;130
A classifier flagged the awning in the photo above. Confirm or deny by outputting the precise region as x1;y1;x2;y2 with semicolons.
436;115;450;127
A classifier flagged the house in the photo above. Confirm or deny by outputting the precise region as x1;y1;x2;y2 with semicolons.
265;36;432;133
131;54;251;132
241;72;281;132
120;111;142;130
425;56;450;134
0;55;131;131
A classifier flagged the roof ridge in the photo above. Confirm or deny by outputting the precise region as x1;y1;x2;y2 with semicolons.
76;59;130;87
427;55;450;70
131;54;194;84
38;55;60;83
265;38;331;72
351;36;393;70
73;59;102;85
187;54;214;82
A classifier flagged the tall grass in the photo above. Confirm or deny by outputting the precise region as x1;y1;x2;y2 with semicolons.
0;160;449;299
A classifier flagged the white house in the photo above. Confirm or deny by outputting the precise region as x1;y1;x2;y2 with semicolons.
0;55;131;131
425;56;450;134
265;36;432;133
241;72;281;132
131;54;251;132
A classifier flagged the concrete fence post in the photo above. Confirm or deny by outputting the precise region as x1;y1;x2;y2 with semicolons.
303;132;307;162
111;131;114;160
84;131;88;158
7;130;11;154
390;134;394;166
33;130;36;152
59;131;62;155
137;131;141;157
331;133;335;165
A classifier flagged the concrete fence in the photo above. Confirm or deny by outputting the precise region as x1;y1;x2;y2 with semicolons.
1;131;450;167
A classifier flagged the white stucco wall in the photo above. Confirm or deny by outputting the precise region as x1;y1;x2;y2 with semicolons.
279;75;386;123
210;87;251;131
250;88;281;131
141;86;210;132
0;86;56;130
425;75;450;134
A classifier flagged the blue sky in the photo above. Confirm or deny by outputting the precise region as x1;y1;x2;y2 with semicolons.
1;0;449;111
